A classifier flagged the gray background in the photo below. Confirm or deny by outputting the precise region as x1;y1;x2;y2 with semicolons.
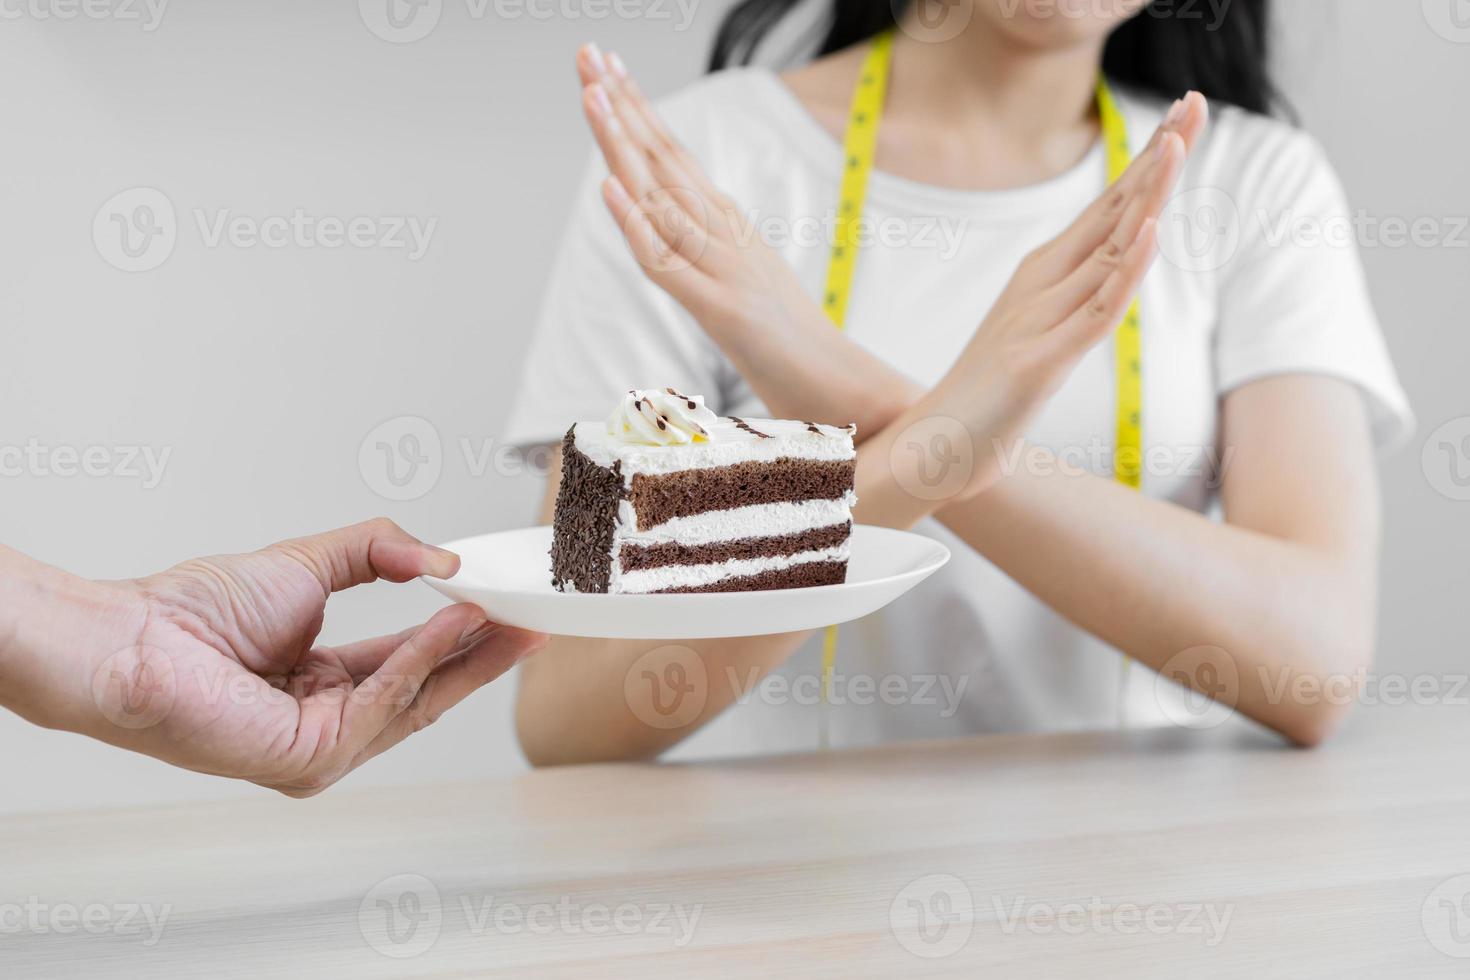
1;0;1465;814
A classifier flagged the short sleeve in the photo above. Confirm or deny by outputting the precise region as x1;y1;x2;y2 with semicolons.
1212;128;1414;453
500;154;725;448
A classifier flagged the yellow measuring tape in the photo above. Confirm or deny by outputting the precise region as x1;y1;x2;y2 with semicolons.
818;31;1143;726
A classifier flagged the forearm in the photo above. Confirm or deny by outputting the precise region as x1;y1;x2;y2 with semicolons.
0;546;148;737
710;304;923;437
940;457;1376;745
514;631;809;765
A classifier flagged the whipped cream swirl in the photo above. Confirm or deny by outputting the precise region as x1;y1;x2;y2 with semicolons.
606;388;719;447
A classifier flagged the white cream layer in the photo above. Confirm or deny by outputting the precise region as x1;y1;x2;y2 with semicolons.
610;544;849;594
573;418;855;477
615;494;856;547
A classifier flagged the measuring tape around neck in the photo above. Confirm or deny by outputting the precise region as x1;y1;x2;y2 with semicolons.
817;31;1143;729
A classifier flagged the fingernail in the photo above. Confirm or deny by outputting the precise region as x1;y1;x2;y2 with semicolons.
1164;99;1183;125
585;42;607;75
425;546;459;579
607;52;627;78
589;83;611;117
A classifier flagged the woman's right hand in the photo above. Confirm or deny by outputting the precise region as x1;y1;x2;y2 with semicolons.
575;44;831;355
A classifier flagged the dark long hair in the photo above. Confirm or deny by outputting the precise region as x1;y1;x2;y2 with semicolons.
710;0;1282;115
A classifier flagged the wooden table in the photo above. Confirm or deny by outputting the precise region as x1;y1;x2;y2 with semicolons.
4;704;1468;978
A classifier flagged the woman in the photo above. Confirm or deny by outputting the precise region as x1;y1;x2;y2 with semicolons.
504;0;1412;763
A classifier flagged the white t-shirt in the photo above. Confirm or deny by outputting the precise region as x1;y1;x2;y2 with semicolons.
503;67;1414;757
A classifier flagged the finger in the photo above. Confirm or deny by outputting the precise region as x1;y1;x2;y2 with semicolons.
326;625;420;679
348;626;548;770
575;41;607;88
594;78;721;238
1030;92;1206;283
602;53;732;207
583;82;661;204
326;618;505;681
1030;133;1182;324
602;173;712;273
335;603;488;750
1028;140;1163;284
1172;91;1209;155
1049;217;1158;354
270;517;458;595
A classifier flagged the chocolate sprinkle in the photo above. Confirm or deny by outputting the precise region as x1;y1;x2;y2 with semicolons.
549;429;626;593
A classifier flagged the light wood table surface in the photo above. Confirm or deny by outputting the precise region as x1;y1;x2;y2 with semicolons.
3;704;1468;978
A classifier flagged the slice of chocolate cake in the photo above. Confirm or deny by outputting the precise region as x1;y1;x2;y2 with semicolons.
551;388;857;594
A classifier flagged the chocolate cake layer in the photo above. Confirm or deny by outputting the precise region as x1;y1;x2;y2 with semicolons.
628;458;855;532
651;560;847;594
618;521;852;572
550;428;624;592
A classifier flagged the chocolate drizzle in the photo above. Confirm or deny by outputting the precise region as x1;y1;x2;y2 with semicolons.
727;416;771;439
666;386;698;410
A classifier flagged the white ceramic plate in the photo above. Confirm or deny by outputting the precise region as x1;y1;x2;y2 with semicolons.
423;525;950;639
